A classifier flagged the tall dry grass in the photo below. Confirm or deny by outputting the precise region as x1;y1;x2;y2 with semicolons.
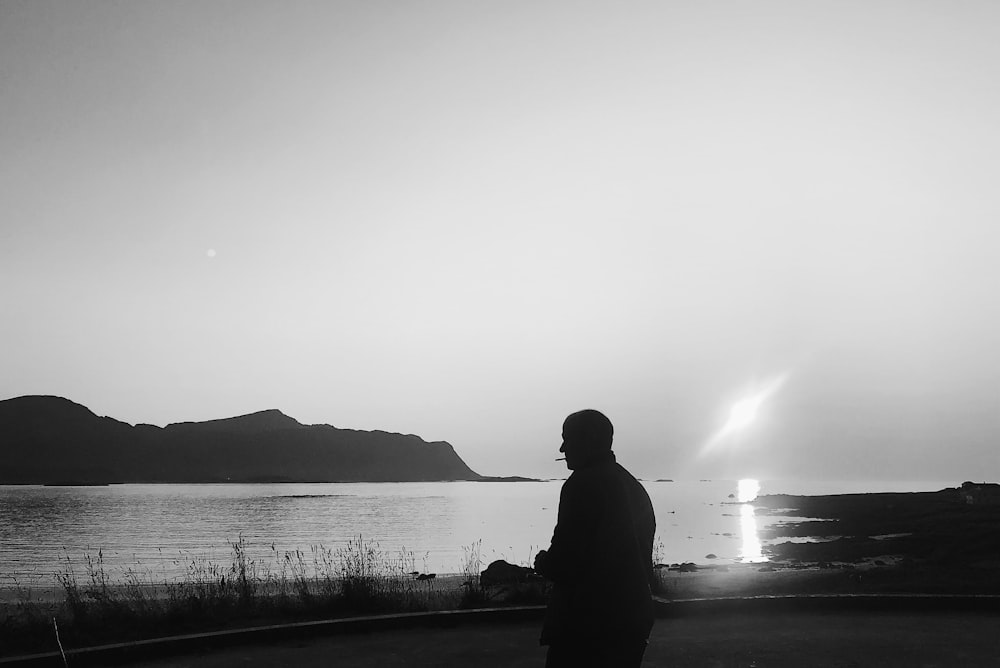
0;535;528;658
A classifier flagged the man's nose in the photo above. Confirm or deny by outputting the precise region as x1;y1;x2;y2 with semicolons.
559;442;566;452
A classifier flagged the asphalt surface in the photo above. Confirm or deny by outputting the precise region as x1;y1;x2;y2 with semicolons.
128;609;1000;668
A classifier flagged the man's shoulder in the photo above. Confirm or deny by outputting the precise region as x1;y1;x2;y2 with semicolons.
612;463;654;502
613;462;645;485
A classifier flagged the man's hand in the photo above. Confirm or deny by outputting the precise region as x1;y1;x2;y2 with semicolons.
533;549;548;574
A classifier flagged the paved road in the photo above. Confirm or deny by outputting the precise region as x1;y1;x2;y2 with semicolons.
133;610;1000;667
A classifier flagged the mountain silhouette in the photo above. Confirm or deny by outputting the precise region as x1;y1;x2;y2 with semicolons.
0;395;481;484
165;408;305;434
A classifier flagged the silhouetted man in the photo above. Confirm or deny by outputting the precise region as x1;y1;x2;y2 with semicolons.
534;409;656;668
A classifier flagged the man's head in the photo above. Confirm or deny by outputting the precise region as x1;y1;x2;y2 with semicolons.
560;409;614;470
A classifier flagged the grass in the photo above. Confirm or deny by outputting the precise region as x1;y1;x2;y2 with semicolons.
0;536;545;659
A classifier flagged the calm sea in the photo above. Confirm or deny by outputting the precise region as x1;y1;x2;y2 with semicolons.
0;479;955;588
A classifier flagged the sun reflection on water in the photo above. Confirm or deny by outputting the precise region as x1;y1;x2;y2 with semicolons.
737;478;767;563
737;478;760;503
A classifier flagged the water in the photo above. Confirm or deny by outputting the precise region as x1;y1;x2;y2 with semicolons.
0;479;955;587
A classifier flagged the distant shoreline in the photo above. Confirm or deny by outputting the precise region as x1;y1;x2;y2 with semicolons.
13;477;547;486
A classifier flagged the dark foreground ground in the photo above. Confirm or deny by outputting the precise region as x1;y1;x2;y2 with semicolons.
123;608;1000;668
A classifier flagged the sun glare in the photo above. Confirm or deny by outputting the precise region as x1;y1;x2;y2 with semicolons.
726;396;762;432
701;373;790;455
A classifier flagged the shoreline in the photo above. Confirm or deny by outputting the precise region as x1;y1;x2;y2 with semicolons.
4;486;1000;657
7;485;999;604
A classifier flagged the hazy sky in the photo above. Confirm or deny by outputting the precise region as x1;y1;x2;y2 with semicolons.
3;0;999;482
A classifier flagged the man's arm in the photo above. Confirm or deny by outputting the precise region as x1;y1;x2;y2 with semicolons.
535;475;602;584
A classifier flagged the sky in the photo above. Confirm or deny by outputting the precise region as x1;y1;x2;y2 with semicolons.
2;0;999;482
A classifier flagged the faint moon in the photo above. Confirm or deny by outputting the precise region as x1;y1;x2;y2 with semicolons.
206;249;217;258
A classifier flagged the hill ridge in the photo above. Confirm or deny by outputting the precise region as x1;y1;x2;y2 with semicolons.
0;395;481;484
165;408;305;433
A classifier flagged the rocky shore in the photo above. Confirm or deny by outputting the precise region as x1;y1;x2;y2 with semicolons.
655;484;1000;599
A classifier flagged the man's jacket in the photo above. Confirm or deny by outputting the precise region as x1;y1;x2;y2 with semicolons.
538;452;656;645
